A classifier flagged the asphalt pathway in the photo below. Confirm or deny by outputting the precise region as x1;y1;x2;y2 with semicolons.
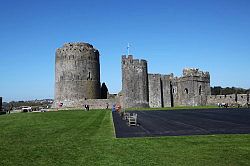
112;108;250;138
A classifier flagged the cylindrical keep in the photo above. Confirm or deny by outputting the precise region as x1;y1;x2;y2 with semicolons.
55;42;101;102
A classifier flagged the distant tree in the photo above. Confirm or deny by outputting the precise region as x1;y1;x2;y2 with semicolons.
211;86;249;95
211;86;222;95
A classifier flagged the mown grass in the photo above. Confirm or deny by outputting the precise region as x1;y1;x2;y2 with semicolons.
0;110;249;166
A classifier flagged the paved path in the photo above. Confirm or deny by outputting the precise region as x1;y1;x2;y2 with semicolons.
112;108;250;138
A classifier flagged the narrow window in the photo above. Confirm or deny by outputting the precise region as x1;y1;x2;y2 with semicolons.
184;88;188;94
199;86;202;95
88;72;91;79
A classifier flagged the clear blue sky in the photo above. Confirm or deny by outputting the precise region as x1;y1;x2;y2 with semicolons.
0;0;250;102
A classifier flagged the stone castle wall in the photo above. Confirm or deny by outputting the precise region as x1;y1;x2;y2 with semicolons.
207;94;249;106
54;42;101;106
122;55;149;108
161;75;173;107
53;98;120;109
147;68;211;108
148;74;162;108
176;69;211;106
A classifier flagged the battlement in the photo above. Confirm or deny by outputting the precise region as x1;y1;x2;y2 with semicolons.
148;73;161;78
148;73;174;80
122;55;147;66
182;68;210;78
56;42;99;60
63;42;94;49
57;42;98;53
161;73;174;79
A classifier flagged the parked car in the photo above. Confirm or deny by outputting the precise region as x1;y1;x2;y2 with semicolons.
21;106;32;112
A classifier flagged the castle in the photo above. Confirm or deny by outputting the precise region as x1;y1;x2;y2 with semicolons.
53;42;248;109
121;55;211;108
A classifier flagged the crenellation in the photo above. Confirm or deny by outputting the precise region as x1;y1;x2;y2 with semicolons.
133;59;140;65
183;68;210;78
207;93;249;106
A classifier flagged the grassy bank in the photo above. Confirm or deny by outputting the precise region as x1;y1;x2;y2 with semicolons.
0;110;249;165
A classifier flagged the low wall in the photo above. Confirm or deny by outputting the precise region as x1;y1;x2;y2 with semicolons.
237;94;249;105
53;98;120;109
207;94;249;106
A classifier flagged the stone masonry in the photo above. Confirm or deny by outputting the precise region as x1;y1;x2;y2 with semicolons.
147;68;211;108
54;42;101;107
148;74;162;108
207;94;249;106
54;42;248;109
121;55;211;108
121;55;149;108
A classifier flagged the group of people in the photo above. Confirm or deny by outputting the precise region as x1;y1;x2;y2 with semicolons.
112;104;121;112
83;103;121;111
218;103;229;108
58;102;121;111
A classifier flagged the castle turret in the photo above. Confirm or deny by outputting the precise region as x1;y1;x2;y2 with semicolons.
54;42;101;107
177;68;211;106
122;55;149;108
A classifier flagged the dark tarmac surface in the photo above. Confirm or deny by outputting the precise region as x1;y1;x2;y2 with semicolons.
112;108;250;138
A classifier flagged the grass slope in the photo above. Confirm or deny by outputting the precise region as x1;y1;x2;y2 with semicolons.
0;110;249;166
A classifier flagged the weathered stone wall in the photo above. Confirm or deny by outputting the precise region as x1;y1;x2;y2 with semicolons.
161;74;173;107
148;74;174;107
122;55;149;108
207;94;249;106
53;98;120;109
237;94;249;105
147;68;210;107
177;78;195;106
171;77;179;106
176;68;210;106
207;94;236;105
147;68;211;107
148;74;162;107
54;42;101;107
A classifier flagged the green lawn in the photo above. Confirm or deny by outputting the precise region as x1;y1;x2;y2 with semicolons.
0;110;249;166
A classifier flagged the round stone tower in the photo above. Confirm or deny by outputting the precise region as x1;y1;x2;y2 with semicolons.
54;42;101;106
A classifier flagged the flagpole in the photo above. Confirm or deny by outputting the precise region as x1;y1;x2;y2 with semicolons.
127;43;130;55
